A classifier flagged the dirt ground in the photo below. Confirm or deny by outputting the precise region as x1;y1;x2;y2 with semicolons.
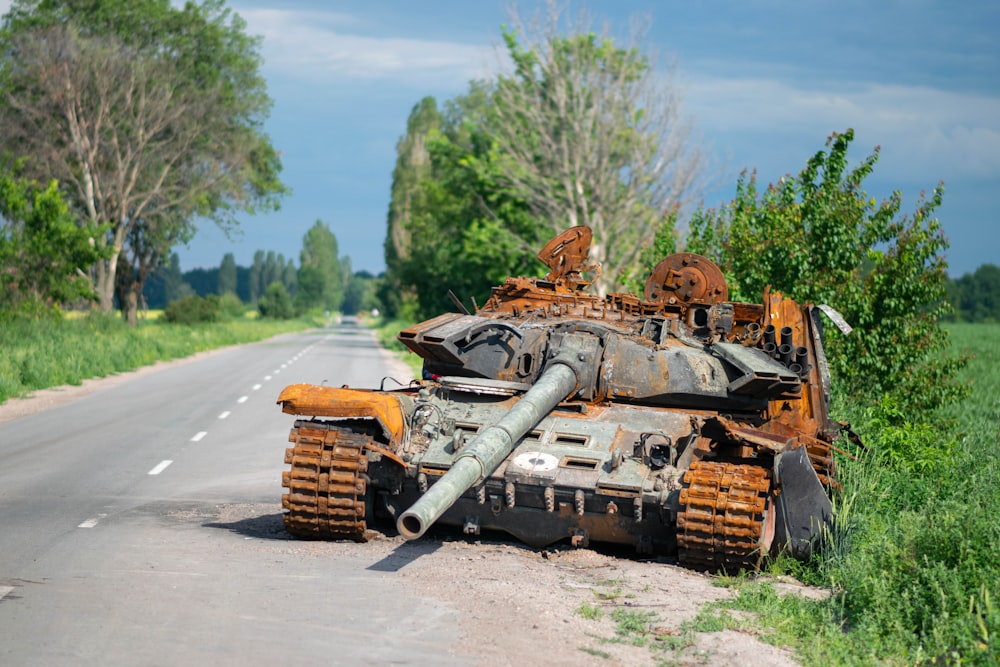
1;343;824;666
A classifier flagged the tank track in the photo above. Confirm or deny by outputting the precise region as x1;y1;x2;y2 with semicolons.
281;420;370;540
676;460;771;571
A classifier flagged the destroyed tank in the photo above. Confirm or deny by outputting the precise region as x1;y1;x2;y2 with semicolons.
277;226;844;570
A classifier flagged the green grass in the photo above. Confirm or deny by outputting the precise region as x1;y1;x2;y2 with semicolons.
700;322;1000;665
373;316;424;375
0;311;319;404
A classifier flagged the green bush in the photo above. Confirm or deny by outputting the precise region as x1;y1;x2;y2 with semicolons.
258;282;295;319
217;292;246;320
162;295;220;324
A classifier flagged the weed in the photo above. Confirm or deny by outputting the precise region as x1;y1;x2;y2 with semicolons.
592;586;623;601
578;646;611;659
577;601;603;621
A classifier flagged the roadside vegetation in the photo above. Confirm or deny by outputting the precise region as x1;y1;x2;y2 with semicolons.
561;324;999;666
2;2;997;664
0;308;319;404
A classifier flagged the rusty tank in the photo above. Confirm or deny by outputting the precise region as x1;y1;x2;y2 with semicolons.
276;226;843;570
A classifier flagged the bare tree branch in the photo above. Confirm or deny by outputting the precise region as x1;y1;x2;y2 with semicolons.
490;1;709;293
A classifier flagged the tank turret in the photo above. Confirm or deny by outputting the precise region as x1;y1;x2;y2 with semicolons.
277;226;845;570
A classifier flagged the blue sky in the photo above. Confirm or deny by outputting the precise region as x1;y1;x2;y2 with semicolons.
3;1;998;278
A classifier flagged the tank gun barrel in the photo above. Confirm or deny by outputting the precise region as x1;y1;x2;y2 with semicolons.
397;349;584;540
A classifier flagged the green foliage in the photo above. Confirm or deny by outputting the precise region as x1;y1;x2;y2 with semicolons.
258;281;295;319
0;0;286;317
385;92;548;320
216;292;245;319
0;312;313;404
618;211;679;295
297;220;344;311
859;395;954;473
162;294;221;324
217;252;237;295
949;263;1000;322
610;608;657;644
341;270;378;316
690;324;1000;666
687;129;966;413
384;10;699;318
486;21;696;294
576;601;603;621
0;168;109;315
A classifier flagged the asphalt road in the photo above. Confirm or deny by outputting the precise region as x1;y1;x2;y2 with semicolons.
0;320;470;666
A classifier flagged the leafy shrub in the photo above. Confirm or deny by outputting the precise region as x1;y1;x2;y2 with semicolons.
216;292;245;320
687;129;967;414
861;394;954;473
162;295;220;324
258;282;295;319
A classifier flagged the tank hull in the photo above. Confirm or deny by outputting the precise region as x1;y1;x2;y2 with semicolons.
277;227;842;571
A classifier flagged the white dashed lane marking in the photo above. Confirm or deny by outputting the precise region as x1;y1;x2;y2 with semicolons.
264;375;272;381
190;431;207;442
148;460;173;475
252;384;262;391
78;517;101;528
0;586;13;601
237;396;248;404
218;411;230;420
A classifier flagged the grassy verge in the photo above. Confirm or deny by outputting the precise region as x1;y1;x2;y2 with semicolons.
0;312;320;404
372;316;423;375
687;322;1000;665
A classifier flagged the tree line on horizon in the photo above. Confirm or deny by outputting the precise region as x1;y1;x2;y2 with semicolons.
142;220;377;320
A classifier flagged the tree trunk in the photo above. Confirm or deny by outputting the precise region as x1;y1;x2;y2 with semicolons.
121;285;139;326
94;253;120;314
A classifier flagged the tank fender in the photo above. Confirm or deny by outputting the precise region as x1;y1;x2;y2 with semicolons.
773;446;833;559
276;384;409;445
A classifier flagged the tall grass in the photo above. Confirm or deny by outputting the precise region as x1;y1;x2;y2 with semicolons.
0;312;317;404
698;322;1000;665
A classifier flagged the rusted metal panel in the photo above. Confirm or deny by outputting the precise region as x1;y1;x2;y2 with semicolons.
276;384;406;444
275;225;843;571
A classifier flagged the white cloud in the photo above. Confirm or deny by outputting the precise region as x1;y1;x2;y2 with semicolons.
684;74;1000;182
237;8;495;89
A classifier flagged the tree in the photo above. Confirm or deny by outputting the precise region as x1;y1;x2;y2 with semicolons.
257;281;294;319
483;3;706;293
248;249;264;302
384;96;442;318
385;89;551;320
298;220;343;311
686;129;967;413
218;252;237;295
342;270;377;316
0;167;109;315
143;252;192;308
0;0;285;321
382;5;707;319
281;256;297;297
950;264;1000;322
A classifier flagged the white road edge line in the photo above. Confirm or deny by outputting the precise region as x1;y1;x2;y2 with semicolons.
237;396;248;404
190;431;207;442
148;460;173;475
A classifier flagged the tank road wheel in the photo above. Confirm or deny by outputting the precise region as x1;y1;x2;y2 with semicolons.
677;461;772;571
281;421;371;541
